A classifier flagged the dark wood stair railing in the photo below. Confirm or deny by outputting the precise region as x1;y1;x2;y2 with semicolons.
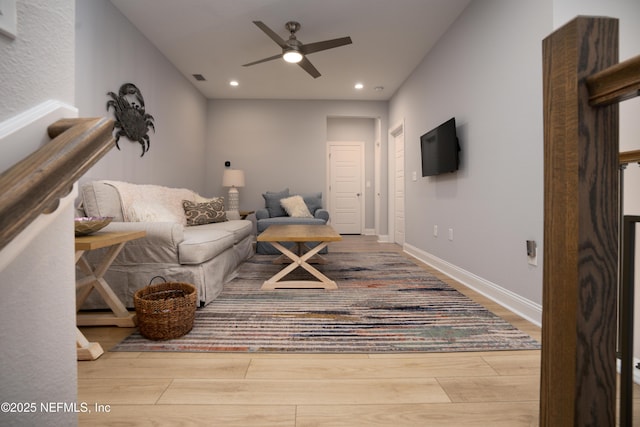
620;149;640;166
586;54;640;106
541;16;640;427
0;117;115;253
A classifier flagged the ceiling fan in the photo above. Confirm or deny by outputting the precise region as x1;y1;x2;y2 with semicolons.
242;21;352;78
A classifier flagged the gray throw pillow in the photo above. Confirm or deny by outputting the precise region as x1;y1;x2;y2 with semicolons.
302;192;322;215
262;188;290;217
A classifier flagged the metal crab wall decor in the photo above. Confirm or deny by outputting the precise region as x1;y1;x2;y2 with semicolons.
106;83;155;157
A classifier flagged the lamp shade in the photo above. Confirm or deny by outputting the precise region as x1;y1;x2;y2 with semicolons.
222;169;245;187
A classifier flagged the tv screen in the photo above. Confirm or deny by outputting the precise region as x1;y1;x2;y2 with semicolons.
420;117;459;177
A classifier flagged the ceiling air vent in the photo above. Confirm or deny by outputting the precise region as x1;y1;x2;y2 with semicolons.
192;74;206;81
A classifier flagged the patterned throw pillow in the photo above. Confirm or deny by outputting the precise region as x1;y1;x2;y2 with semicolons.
182;198;227;226
280;195;313;218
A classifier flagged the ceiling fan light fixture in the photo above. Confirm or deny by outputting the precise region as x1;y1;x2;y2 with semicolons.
283;49;303;63
244;20;352;78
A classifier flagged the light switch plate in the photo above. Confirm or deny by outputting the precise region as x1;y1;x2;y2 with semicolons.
0;0;17;40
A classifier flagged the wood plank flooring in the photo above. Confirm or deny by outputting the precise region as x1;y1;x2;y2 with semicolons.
76;235;630;426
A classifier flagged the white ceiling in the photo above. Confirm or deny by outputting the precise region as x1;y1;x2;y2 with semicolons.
110;0;471;101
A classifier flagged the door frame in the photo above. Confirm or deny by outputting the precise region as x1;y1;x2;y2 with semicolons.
374;118;382;237
326;141;366;234
388;120;405;245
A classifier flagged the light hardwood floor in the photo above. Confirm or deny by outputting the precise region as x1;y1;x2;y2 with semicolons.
77;236;551;426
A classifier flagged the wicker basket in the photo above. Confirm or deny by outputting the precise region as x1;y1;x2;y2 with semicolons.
134;277;197;340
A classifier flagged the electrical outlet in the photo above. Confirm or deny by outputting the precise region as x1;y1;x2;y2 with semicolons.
527;240;537;266
433;225;438;237
448;228;454;241
0;0;17;40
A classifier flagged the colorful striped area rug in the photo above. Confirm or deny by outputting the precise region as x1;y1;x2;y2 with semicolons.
113;252;540;353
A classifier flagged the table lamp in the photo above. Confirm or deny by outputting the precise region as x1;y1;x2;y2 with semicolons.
222;169;245;211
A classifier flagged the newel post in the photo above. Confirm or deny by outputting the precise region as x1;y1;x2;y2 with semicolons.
540;16;619;426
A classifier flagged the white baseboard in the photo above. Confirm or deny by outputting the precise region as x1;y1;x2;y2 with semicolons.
404;243;542;327
377;234;390;243
363;228;375;236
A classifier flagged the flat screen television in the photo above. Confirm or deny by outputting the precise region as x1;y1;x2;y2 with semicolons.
420;117;460;177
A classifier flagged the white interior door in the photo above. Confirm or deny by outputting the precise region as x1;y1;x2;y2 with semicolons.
327;142;364;234
392;126;405;245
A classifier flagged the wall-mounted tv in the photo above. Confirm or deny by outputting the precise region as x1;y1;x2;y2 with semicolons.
420;117;460;177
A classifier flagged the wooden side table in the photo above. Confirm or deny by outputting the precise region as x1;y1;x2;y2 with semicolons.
75;230;145;360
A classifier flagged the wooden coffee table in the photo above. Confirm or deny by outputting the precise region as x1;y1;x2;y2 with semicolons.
256;224;342;290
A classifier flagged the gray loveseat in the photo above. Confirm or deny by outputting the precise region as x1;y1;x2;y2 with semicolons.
77;180;253;308
255;188;330;254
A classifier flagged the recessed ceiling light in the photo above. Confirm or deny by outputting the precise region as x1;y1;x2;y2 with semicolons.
354;83;364;90
229;80;239;87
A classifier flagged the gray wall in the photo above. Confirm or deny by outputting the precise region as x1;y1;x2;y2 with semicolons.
75;0;208;192
0;1;77;426
0;1;75;123
390;0;640;352
389;0;551;305
205;99;388;232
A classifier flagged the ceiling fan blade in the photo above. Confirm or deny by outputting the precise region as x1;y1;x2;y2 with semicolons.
242;53;282;67
298;56;321;79
302;36;352;55
253;21;287;48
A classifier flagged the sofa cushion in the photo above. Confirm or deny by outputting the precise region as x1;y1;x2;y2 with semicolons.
196;220;252;244
87;221;184;264
127;200;182;223
182;198;227;226
262;188;289;217
80;181;125;221
179;228;235;264
280;195;313;218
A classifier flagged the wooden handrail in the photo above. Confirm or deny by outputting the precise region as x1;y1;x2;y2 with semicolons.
0;117;115;252
620;149;640;165
587;54;640;106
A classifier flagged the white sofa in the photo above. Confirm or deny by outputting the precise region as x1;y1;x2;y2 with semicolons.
77;180;253;308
